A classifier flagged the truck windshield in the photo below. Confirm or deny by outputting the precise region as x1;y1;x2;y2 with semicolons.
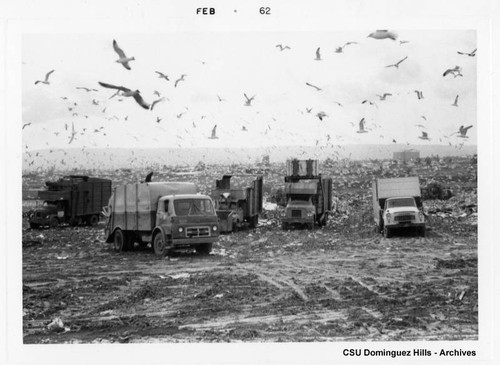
174;199;214;216
386;198;416;208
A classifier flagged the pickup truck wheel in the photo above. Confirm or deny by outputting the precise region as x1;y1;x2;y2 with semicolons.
88;215;99;227
384;227;392;238
281;222;288;230
113;229;125;252
49;217;59;229
197;243;213;255
153;233;171;257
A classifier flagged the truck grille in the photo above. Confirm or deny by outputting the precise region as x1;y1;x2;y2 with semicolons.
291;210;302;218
186;227;210;237
394;214;415;222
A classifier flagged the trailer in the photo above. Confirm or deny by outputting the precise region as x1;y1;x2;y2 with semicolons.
29;175;112;228
104;182;219;256
372;176;426;237
211;175;263;233
281;159;333;229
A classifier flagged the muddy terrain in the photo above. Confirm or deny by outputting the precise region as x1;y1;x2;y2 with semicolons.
22;158;478;343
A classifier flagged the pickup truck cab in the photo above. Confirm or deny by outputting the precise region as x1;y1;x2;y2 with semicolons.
383;196;425;237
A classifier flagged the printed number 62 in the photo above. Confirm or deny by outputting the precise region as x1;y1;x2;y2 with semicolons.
259;7;271;14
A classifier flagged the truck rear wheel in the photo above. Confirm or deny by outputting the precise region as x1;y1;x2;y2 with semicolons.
153;233;171;257
49;217;59;229
113;229;125;252
249;215;259;228
29;222;40;229
197;243;213;255
88;215;99;227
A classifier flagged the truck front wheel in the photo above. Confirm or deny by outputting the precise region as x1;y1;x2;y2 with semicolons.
49;217;59;229
113;229;125;252
153;233;171;257
29;222;40;229
384;226;392;238
197;243;213;255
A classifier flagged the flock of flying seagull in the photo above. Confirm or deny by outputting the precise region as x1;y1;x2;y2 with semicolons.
25;30;475;168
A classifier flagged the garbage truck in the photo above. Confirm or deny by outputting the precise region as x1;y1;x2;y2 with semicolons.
281;159;333;229
211;175;263;233
28;175;112;228
372;176;426;238
104;182;219;256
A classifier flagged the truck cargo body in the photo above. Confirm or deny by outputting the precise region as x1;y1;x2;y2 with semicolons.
29;176;112;228
372;177;426;237
212;175;263;233
105;182;219;256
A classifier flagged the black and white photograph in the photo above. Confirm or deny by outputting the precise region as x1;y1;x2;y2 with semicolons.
2;0;499;364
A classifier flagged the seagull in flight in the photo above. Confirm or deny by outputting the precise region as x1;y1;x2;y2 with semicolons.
457;48;476;57
68;122;77;144
418;131;430;140
35;70;55;85
113;40;135;70
385;56;408;68
276;44;291;51
306;82;321;91
150;97;166;111
334;41;358;53
399;40;410;45
76;86;98;92
376;93;392;101
357;118;368;133
316;111;327;121
174;74;187;87
22;122;31;130
443;65;462;77
452;95;459;107
414;90;424;100
367;30;398;41
361;99;378;108
209;124;218;139
458;125;473;138
217;95;226;102
98;82;150;109
155;71;169;81
244;93;255;106
315;47;322;60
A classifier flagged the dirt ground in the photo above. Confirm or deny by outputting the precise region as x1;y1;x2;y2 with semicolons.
21;158;478;343
22;208;477;343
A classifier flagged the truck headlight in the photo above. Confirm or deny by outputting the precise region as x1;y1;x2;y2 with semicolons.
306;212;314;217
385;213;391;223
418;211;424;221
212;225;218;231
178;227;184;233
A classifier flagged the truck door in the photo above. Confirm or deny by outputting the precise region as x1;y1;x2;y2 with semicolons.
156;199;169;226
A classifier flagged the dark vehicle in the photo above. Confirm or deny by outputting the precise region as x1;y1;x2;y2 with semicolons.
211;175;263;233
29;175;112;229
281;159;333;229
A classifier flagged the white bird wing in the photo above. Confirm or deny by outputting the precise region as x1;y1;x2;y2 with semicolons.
113;40;127;58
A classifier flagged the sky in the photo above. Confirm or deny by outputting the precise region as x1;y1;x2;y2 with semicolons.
22;30;477;152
